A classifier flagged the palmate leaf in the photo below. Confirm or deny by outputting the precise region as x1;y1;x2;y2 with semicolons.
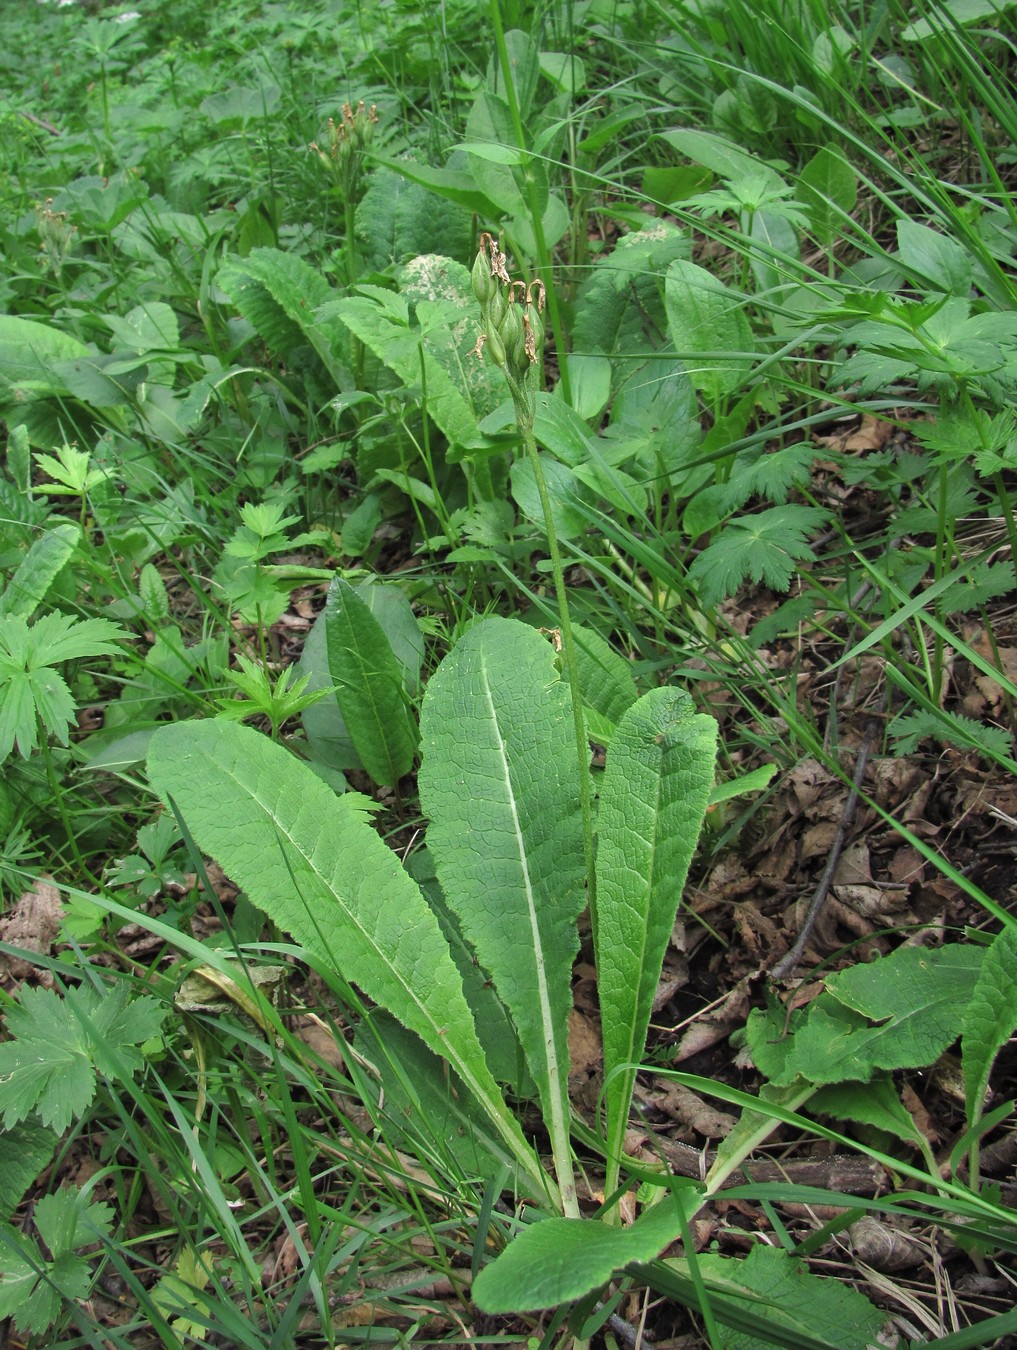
0;613;128;761
0;1125;58;1224
0;1189;114;1335
594;689;717;1186
146;719;550;1201
0;983;164;1134
417;619;586;1164
687;506;831;605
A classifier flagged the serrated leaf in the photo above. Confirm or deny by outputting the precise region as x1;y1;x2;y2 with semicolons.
0;983;165;1134
0;1125;58;1222
0;1190;115;1335
962;926;1017;1126
417;618;585;1156
750;946;986;1086
357;165;474;274
0;1230;63;1333
595;689;717;1181
677;1245;885;1349
572;624;638;731
146;718;550;1200
888;707;1013;762
687;506;830;605
34;1188;114;1256
0;522;81;619
216;247;336;373
0;613;128;761
664;259;754;406
810;1077;925;1146
323;575;418;786
473;1189;695;1312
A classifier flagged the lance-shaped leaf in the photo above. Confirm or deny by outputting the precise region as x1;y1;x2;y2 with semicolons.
324;575;418;787
147;719;550;1201
418;619;586;1171
963;925;1017;1129
594;688;717;1186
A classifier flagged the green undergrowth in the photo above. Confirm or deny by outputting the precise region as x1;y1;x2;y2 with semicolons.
1;0;1016;1344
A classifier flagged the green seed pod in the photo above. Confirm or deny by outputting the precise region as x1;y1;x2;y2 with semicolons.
487;284;508;330
484;321;507;367
500;301;527;375
472;249;496;306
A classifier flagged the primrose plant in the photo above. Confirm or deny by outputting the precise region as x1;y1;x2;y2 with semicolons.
145;237;724;1303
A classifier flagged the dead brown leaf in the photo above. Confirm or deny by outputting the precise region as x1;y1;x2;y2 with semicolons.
0;877;62;985
813;414;895;454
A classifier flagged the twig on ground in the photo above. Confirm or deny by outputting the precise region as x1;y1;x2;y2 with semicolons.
17;109;61;136
771;719;881;980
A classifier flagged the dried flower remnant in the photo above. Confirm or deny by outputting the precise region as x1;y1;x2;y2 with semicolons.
309;100;378;197
36;199;77;279
470;233;547;417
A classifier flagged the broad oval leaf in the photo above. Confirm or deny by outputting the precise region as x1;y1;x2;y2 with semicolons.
473;1189;696;1312
146;718;550;1200
664;258;754;406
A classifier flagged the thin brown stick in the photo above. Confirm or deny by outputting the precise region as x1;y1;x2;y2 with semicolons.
17;109;61;136
771;719;880;980
655;1134;885;1194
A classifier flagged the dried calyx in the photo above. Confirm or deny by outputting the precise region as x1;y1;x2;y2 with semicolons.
471;233;546;395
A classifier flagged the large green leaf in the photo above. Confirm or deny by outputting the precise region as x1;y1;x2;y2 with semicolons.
572;624;638;737
572;223;688;369
748;945;986;1086
594;689;717;1185
322;575;418;787
0;317;90;392
417;619;585;1161
354;1010;530;1189
962;925;1017;1126
666;1245;886;1349
216;247;337;374
0;522;80;618
146;719;550;1200
330;259;503;450
473;1188;697;1312
0;1124;57;1223
664;258;754;406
